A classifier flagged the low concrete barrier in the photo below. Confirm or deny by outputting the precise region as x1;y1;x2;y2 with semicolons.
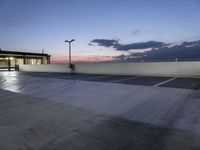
19;64;70;73
19;61;200;77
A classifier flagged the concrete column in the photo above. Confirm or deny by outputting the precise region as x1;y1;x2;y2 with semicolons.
47;56;51;64
23;56;26;65
41;57;44;64
8;57;11;71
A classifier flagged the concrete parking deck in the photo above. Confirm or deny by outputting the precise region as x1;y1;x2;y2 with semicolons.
1;71;200;150
10;71;200;89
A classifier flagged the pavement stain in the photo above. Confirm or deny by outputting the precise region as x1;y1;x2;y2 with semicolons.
40;117;200;150
1;89;200;150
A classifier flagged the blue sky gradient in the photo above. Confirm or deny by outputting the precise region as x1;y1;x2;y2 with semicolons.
0;0;200;61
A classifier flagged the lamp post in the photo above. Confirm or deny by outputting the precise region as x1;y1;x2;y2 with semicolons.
65;39;75;65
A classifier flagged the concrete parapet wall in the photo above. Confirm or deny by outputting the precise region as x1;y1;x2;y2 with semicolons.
19;61;200;77
19;64;70;73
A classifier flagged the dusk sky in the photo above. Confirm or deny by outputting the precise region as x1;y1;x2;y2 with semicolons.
0;0;200;62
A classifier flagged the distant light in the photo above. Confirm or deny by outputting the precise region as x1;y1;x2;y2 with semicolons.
5;57;14;60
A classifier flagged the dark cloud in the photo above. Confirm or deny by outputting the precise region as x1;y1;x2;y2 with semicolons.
90;39;168;51
114;41;168;51
90;38;200;61
90;39;118;47
115;40;200;62
182;40;200;46
88;43;95;46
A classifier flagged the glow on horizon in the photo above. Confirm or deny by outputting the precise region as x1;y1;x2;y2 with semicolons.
51;55;114;64
50;47;126;63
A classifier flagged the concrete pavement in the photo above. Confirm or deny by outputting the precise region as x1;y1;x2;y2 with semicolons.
1;71;200;149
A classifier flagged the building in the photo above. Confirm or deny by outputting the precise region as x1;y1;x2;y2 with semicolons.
0;50;51;70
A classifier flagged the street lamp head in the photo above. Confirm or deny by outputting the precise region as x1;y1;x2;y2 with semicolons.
65;40;69;43
65;39;75;43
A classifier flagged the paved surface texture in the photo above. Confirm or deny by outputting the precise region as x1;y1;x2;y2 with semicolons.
115;76;172;86
161;78;200;89
9;71;200;89
1;71;200;150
